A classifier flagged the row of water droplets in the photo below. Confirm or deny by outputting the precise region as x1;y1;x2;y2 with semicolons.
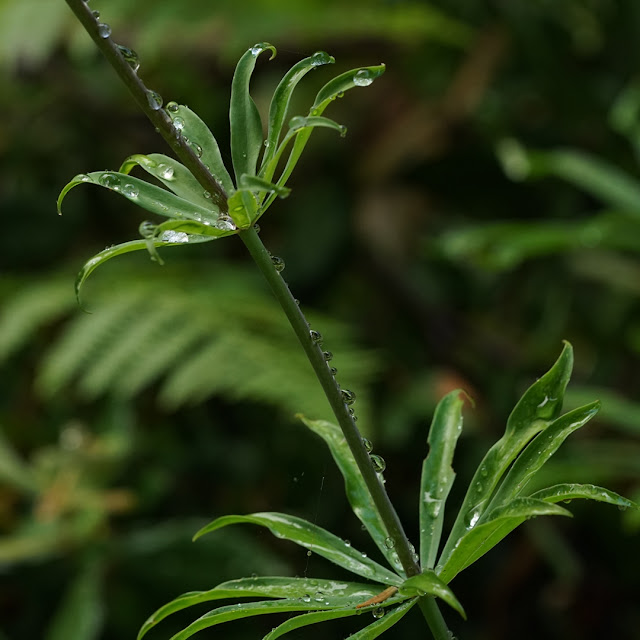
85;3;235;234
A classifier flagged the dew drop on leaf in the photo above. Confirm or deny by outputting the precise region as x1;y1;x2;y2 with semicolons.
173;117;185;130
372;607;385;619
215;214;236;232
99;173;120;189
353;69;374;86
161;230;189;243
158;164;175;180
384;536;395;549
166;101;180;113
122;184;139;198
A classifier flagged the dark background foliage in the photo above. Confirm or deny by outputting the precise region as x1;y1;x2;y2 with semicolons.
1;1;639;638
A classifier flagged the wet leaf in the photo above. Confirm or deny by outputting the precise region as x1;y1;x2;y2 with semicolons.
439;343;573;569
399;570;466;618
230;43;276;182
298;416;403;574
530;483;638;510
419;390;466;569
193;512;402;586
347;600;416;640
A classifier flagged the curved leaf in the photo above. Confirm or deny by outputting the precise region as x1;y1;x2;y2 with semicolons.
262;607;358;640
399;570;466;619
193;512;402;586
74;236;215;304
230;43;276;182
138;576;380;640
419;390;466;569
58;172;219;225
164;105;235;199
485;402;601;513
530;483;638;510
272;64;385;196
348;600;416;640
437;498;572;583
298;416;403;575
119;153;217;210
439;342;574;568
261;50;335;177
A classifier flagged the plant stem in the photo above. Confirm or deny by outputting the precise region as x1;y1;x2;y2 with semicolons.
63;3;451;636
63;0;228;212
240;228;450;640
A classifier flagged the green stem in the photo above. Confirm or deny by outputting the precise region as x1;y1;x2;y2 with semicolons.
63;3;452;637
240;229;450;640
63;0;228;212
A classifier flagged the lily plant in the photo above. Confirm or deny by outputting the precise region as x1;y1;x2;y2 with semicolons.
60;1;638;638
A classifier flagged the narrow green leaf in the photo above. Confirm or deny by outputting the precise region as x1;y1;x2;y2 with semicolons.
164;104;235;199
227;189;258;229
119;153;218;210
437;498;572;584
269;64;384;198
74;236;215;304
438;343;573;569
261;51;335;175
239;174;291;199
419;390;466;569
58;172;219;225
138;576;380;640
262;607;358;640
530;483;639;510
193;512;402;586
399;570;466;619
485;402;601;513
230;43;276;182
299;416;403;575
347;600;416;640
166;599;346;640
154;219;236;239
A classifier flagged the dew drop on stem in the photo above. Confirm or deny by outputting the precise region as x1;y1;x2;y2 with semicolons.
362;437;373;453
97;22;111;38
117;45;140;72
372;607;385;619
146;90;163;110
341;389;356;405
166;101;180;113
309;330;323;345
322;351;333;361
139;221;157;239
271;255;285;272
370;454;386;473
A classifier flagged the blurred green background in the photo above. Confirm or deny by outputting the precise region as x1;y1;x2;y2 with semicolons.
1;0;640;638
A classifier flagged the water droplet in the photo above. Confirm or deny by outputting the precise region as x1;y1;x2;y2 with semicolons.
466;510;480;529
618;504;628;512
161;230;189;243
172;116;185;131
384;536;395;549
97;22;111;38
475;482;483;493
306;550;312;557
117;45;140;72
362;437;373;453
361;551;367;558
139;221;157;239
314;592;325;602
336;91;345;98
91;10;100;19
250;44;264;55
372;607;385;619
253;223;261;233
157;164;175;180
330;367;337;375
323;351;333;361
341;389;356;405
480;466;488;477
370;454;386;473
147;90;163;110
166;101;180;113
309;330;323;345
344;539;351;547
203;191;211;199
122;183;139;198
74;173;92;182
99;173;120;189
215;214;236;232
185;137;203;157
302;594;311;603
311;51;334;66
271;255;285;272
353;69;374;86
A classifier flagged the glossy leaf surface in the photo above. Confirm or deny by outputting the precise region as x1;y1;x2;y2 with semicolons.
194;512;402;585
138;576;382;639
419;390;465;569
58;172;219;225
298;416;403;574
230;43;276;182
399;570;466;618
530;483;639;510
437;498;572;583
439;342;573;568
